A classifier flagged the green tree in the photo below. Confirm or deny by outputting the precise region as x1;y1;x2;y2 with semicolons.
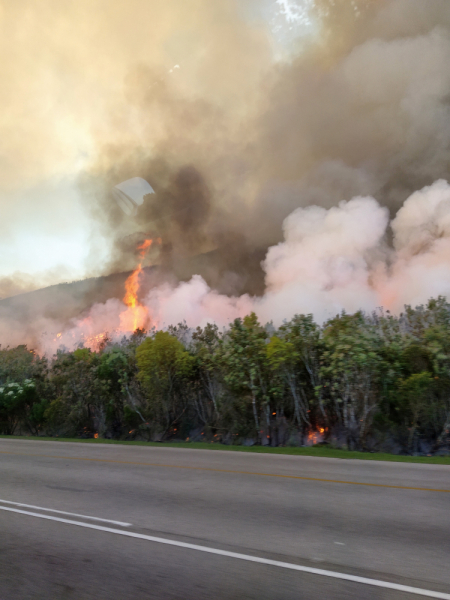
51;348;107;436
397;372;435;453
272;314;326;427
97;346;145;435
266;335;309;428
0;379;36;434
221;314;272;438
192;323;223;425
136;331;194;435
321;312;384;449
422;324;450;448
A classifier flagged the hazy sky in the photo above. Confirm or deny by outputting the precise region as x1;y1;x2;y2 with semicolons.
0;0;310;296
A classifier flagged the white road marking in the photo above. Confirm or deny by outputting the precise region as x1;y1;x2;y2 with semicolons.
1;506;448;599
334;542;345;545
0;499;131;527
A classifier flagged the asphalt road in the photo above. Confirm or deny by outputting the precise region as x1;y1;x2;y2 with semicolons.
0;439;449;600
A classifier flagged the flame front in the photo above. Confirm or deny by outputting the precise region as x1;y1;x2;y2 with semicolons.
50;238;159;351
120;239;155;332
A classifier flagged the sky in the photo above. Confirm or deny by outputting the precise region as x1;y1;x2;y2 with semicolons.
0;0;311;298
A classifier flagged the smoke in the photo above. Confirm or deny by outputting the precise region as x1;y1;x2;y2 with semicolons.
2;0;450;349
0;0;273;291
0;267;76;300
77;0;450;290
4;178;450;354
132;179;450;329
253;0;450;227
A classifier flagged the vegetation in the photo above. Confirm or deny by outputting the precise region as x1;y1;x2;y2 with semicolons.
1;297;450;457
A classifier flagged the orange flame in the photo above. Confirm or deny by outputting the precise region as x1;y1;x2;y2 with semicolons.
306;427;326;445
83;331;107;352
51;238;160;351
137;239;153;255
120;239;159;333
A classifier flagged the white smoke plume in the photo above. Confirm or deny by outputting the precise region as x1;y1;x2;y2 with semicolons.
142;179;450;328
10;178;450;354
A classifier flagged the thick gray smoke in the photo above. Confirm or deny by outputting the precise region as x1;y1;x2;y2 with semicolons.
81;179;450;330
2;0;450;351
5;178;450;353
82;0;450;291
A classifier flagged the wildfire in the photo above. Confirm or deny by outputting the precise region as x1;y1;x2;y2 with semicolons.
83;331;107;352
306;427;327;445
119;238;160;333
49;238;161;352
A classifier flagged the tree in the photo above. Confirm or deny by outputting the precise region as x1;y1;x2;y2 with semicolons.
0;379;36;435
136;331;194;435
422;324;450;449
97;346;144;436
397;372;435;454
266;335;309;428
1;297;450;453
0;345;35;383
321;312;384;449
0;345;50;435
51;348;107;436
192;323;223;426
276;314;326;425
221;314;272;439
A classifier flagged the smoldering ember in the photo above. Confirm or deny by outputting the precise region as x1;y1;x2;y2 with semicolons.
1;0;450;457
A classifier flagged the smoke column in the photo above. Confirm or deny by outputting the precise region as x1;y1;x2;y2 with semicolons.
106;179;450;329
1;0;450;350
81;0;450;287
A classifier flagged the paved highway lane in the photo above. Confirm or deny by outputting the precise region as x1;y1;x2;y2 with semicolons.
0;439;449;599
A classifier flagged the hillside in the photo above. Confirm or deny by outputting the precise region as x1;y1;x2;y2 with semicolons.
0;248;266;326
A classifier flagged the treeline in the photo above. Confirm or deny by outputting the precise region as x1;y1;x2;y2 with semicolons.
1;298;450;455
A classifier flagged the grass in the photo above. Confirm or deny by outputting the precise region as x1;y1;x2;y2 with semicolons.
0;434;449;464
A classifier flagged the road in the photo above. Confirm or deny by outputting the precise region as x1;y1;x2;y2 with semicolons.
0;439;449;600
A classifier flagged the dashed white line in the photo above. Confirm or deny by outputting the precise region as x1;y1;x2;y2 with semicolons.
0;499;131;526
0;505;448;599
